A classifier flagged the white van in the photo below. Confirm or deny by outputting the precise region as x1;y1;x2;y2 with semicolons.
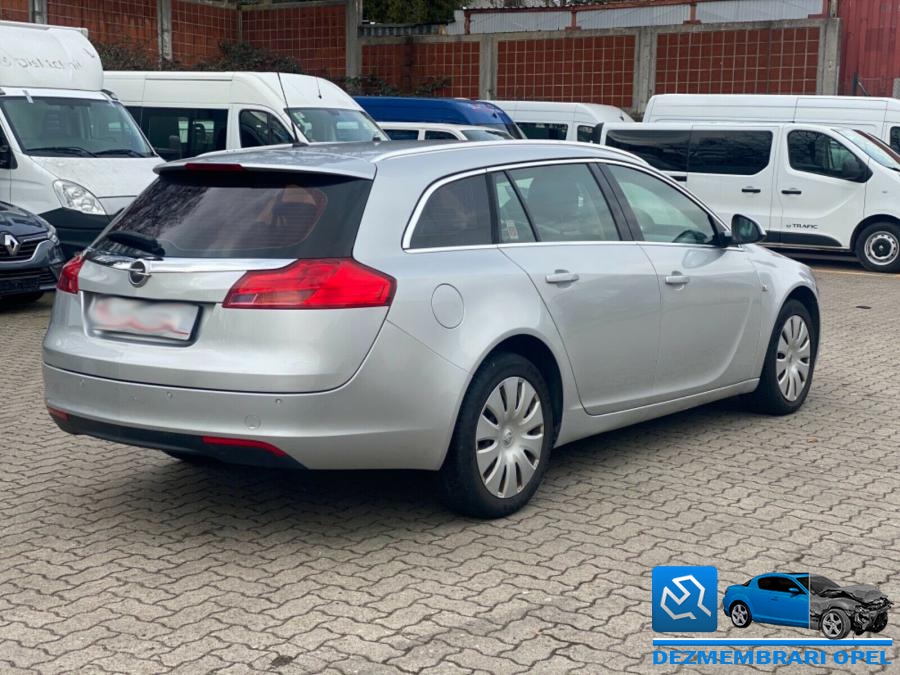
645;94;900;154
600;122;900;273
0;21;161;256
104;71;387;161
491;100;633;143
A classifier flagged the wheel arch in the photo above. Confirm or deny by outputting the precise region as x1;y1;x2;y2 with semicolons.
728;595;753;615
850;214;900;252
785;285;821;352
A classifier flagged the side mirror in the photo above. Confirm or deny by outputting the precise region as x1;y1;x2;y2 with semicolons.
0;143;13;170
788;587;803;595
590;123;604;144
840;157;868;182
729;214;765;245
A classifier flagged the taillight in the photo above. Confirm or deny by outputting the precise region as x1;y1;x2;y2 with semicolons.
223;258;395;310
57;254;85;294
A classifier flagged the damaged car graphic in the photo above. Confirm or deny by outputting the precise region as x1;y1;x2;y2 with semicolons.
809;575;892;640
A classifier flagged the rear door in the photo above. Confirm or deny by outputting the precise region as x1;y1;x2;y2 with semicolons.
685;126;778;234
494;161;661;414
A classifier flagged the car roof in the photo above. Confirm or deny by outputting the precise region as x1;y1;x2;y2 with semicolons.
156;140;647;180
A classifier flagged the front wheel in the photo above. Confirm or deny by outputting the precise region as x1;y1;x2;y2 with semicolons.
437;353;554;519
820;608;851;639
745;299;817;415
855;222;900;273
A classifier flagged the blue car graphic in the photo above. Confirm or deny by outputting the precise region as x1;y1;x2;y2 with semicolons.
723;573;810;630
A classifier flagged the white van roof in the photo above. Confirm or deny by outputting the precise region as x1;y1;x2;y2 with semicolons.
104;71;361;111
492;100;633;123
0;20;102;91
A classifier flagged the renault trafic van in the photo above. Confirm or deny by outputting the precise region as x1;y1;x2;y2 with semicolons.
492;100;634;143
601;122;900;273
645;94;900;153
105;71;387;160
0;21;161;256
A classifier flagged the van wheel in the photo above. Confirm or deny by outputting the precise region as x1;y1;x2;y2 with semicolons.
856;222;900;273
437;353;553;519
745;299;816;415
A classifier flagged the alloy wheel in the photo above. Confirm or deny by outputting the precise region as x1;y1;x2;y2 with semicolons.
731;604;749;626
776;315;811;402
864;231;900;267
822;610;845;639
475;376;544;499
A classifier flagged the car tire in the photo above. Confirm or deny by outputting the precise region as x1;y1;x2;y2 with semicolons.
855;222;900;273
163;451;218;466
820;608;851;640
745;299;817;416
437;352;554;519
871;613;888;633
730;601;752;628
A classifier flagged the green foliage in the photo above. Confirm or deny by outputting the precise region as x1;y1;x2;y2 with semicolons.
363;0;463;24
94;41;158;71
340;73;453;97
193;41;304;73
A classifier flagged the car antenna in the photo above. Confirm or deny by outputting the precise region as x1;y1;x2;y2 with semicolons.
277;72;308;147
316;76;323;100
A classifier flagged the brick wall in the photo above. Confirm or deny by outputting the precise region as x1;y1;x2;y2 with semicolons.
0;0;29;22
496;34;635;107
48;0;158;58
655;27;819;95
241;3;345;78
172;0;236;66
362;41;480;98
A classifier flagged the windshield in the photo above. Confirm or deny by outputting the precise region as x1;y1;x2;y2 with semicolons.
288;108;387;143
0;96;154;157
809;575;839;594
837;128;900;170
462;128;512;141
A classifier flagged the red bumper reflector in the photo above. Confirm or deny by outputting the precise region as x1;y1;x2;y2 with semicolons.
201;435;287;457
47;406;69;421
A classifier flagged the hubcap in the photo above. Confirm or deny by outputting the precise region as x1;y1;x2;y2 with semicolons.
732;605;748;626
476;376;544;499
822;611;843;638
776;315;811;402
865;231;899;266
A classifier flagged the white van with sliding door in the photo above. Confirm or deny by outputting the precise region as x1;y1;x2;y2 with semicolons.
600;122;900;272
104;71;387;161
492;100;633;143
645;94;900;153
0;21;161;257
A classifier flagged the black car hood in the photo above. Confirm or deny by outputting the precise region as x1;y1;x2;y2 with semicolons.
817;584;886;604
0;201;49;238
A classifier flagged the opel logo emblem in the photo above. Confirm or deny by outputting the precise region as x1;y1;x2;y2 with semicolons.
2;233;20;256
128;259;151;287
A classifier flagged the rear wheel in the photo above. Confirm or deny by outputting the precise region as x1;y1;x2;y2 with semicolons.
855;222;900;273
745;300;816;415
730;601;752;628
437;353;553;519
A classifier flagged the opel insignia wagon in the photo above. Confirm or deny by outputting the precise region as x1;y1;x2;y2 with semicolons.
42;141;820;518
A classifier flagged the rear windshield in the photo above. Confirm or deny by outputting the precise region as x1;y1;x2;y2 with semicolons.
92;171;372;259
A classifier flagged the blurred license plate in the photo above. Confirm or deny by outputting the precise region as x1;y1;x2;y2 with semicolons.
88;296;199;341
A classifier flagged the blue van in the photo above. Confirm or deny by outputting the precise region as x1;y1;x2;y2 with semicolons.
355;97;524;139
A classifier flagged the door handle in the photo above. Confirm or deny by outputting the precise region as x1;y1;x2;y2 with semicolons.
670;174;688;182
545;270;579;285
782;188;802;195
664;273;690;286
742;187;762;193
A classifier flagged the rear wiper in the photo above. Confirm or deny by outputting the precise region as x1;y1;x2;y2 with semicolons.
95;148;148;158
102;231;165;257
28;146;97;157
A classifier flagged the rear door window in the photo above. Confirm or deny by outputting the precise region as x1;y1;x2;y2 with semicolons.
93;172;372;259
890;126;900;153
518;122;569;141
409;175;492;249
604;129;689;172
490;173;535;244
688;130;773;175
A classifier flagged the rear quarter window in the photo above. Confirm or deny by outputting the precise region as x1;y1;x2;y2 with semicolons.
409;175;492;249
94;171;372;259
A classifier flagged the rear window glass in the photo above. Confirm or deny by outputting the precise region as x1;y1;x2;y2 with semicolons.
604;129;689;172
93;171;372;259
409;175;492;249
518;122;569;140
688;130;773;175
891;127;900;153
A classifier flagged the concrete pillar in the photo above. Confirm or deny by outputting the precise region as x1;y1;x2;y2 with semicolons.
30;0;48;24
157;0;172;63
894;78;900;98
817;17;840;95
345;0;362;77
633;27;656;116
479;34;496;99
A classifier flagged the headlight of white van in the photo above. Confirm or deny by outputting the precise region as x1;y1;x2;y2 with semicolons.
53;180;106;216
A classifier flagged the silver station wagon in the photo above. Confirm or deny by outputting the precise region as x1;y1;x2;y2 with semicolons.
43;141;820;518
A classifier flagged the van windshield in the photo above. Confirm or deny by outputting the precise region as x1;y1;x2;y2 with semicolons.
837;128;900;171
0;96;154;158
289;108;387;143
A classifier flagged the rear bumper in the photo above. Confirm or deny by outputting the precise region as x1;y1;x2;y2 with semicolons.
42;320;469;470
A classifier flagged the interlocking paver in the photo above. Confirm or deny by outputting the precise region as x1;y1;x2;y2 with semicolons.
1;263;899;673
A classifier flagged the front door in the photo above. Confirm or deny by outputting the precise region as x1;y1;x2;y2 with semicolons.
492;162;662;414
604;163;763;401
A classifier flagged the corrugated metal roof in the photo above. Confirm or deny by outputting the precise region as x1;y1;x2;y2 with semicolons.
696;0;822;23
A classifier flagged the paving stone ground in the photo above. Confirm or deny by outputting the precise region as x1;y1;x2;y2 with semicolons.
1;261;898;674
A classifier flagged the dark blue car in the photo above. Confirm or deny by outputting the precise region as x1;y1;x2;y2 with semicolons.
355;96;524;138
0;201;65;305
723;573;809;629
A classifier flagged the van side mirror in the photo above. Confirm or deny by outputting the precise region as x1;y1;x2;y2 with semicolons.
591;123;604;144
840;157;868;182
729;214;765;245
0;143;13;170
